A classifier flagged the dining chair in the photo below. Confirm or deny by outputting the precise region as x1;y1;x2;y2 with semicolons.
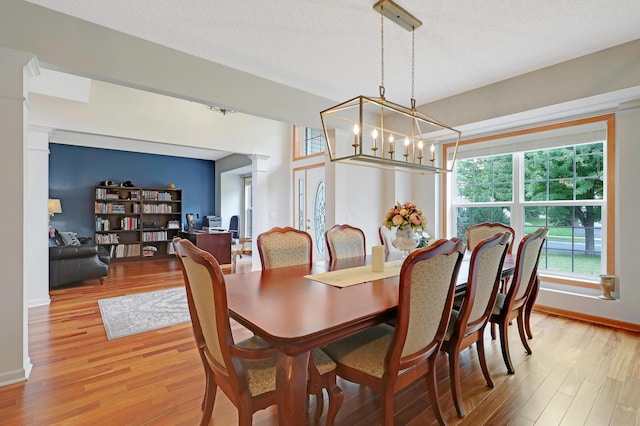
325;224;366;263
466;222;516;316
257;226;312;269
173;237;277;425
440;232;510;418
378;225;400;256
489;228;548;374
256;227;344;424
324;238;465;426
465;222;515;254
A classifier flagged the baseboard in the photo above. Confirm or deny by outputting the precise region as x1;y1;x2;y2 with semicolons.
534;304;640;332
0;365;30;388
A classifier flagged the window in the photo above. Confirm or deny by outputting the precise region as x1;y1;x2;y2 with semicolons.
294;126;326;158
446;115;614;288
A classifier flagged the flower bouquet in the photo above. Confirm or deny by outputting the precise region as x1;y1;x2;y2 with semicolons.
383;201;427;232
383;202;428;257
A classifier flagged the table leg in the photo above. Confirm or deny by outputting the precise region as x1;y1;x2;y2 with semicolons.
276;350;310;426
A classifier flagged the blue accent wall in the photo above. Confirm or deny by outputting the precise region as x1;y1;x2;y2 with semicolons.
49;144;216;238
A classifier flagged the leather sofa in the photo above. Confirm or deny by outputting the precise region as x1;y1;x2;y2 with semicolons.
49;232;110;289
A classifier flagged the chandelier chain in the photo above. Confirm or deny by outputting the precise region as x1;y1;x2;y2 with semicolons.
411;27;416;108
380;5;385;97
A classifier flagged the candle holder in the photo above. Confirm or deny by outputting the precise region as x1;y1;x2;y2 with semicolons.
598;274;615;300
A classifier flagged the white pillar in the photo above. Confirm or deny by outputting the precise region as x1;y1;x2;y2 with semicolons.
0;47;39;386
26;126;52;307
249;154;270;270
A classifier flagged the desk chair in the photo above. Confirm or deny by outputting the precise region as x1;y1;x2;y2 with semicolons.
490;228;548;374
228;215;239;241
440;232;510;418
256;227;343;424
324;239;465;426
325;224;366;263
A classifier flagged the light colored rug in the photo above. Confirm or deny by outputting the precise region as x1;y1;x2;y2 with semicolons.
98;287;190;340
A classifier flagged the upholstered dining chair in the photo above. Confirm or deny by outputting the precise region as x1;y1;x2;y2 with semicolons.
256;227;343;424
257;226;312;269
466;222;516;254
378;225;400;256
324;238;466;426
440;232;510;418
467;222;516;301
173;237;341;426
489;228;548;374
325;224;366;263
173;237;277;425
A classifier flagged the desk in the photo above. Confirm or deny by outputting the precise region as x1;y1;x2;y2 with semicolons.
178;231;232;264
224;254;514;425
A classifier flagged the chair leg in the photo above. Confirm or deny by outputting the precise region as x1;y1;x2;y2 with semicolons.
476;334;494;388
325;380;344;426
381;388;395;426
498;321;515;374
314;389;324;422
200;374;216;426
517;313;532;355
525;276;540;339
448;349;465;418
426;357;447;426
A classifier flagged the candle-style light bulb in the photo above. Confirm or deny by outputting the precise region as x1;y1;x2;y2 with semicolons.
352;124;360;153
388;134;395;157
417;141;424;164
372;129;378;151
403;137;410;159
430;143;435;161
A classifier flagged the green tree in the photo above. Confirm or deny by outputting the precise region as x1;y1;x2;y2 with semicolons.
456;155;512;242
456;143;603;254
524;143;603;254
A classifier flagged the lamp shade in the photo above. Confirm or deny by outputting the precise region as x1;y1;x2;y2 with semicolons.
48;199;62;215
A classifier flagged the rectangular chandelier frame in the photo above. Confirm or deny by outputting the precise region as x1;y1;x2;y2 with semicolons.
321;95;461;175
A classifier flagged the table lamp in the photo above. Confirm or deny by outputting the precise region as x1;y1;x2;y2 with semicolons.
48;198;62;221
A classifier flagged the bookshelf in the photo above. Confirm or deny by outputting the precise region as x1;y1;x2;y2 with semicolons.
94;185;182;260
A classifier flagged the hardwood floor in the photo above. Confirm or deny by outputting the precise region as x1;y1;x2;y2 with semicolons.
1;258;639;425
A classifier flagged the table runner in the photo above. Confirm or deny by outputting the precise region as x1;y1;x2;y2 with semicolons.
305;261;401;288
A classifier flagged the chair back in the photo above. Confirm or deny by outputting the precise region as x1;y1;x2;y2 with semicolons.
325;224;366;263
229;215;239;240
388;239;465;374
466;222;515;254
173;238;236;379
378;225;400;255
452;232;510;338
501;228;548;312
257;227;313;269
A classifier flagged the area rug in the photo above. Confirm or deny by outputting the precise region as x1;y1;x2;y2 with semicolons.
98;287;190;340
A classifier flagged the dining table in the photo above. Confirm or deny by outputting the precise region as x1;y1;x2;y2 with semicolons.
224;252;515;426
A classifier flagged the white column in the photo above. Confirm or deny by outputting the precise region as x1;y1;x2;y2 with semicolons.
26;126;52;307
0;47;39;386
249;154;270;270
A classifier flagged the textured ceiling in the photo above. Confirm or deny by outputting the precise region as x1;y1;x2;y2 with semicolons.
24;0;640;108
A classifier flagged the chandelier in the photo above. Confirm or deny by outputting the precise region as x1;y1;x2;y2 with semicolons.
320;0;461;174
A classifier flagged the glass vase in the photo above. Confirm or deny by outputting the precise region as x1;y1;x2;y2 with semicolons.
392;228;420;259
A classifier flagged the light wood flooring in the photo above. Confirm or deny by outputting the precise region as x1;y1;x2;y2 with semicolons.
1;257;639;425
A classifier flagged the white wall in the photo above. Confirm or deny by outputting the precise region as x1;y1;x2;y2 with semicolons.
26;127;52;307
0;49;35;386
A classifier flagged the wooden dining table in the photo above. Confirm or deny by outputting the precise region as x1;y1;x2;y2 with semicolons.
224;253;515;425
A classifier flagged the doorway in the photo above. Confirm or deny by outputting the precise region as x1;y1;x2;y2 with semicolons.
293;164;326;261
